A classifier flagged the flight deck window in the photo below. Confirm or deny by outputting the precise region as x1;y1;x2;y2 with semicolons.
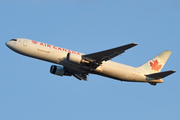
10;39;17;41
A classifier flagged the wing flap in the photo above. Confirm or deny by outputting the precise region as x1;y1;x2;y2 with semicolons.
73;73;87;81
65;67;88;81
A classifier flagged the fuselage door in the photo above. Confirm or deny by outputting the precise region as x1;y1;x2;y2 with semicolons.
23;40;28;46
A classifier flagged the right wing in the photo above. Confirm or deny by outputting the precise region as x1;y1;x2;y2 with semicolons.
82;43;137;68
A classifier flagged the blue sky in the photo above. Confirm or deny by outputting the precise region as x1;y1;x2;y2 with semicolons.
1;0;180;120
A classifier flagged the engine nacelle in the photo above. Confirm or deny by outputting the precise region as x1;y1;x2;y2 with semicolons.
67;53;83;64
50;65;71;76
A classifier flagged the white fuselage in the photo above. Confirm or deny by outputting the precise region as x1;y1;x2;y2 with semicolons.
6;38;163;83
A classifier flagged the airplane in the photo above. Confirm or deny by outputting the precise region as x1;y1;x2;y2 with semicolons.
6;38;176;86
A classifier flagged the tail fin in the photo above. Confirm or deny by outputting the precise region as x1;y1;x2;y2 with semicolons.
138;50;172;73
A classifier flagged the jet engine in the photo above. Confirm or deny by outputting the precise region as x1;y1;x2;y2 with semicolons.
67;53;89;64
50;65;71;76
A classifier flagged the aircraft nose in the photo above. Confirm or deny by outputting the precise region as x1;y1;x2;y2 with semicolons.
6;41;14;49
5;41;10;47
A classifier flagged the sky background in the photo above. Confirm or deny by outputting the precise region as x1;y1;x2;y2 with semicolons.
0;0;180;120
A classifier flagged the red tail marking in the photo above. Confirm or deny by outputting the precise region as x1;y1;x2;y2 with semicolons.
150;60;162;71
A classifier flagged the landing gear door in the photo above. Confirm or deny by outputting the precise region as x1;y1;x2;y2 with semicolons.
23;40;28;46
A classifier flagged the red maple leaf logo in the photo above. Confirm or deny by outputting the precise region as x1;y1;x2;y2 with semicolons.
150;60;162;71
32;40;37;44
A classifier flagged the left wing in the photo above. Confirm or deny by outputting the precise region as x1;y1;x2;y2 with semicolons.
82;43;137;68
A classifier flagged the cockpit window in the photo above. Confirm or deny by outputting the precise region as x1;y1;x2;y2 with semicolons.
10;39;17;41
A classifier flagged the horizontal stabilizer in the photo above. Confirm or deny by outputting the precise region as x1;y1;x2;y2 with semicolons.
146;70;176;79
149;82;157;86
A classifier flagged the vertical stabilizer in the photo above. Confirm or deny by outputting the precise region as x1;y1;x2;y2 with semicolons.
138;50;172;74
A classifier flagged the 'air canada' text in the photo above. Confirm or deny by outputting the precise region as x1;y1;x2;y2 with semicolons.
32;40;81;55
